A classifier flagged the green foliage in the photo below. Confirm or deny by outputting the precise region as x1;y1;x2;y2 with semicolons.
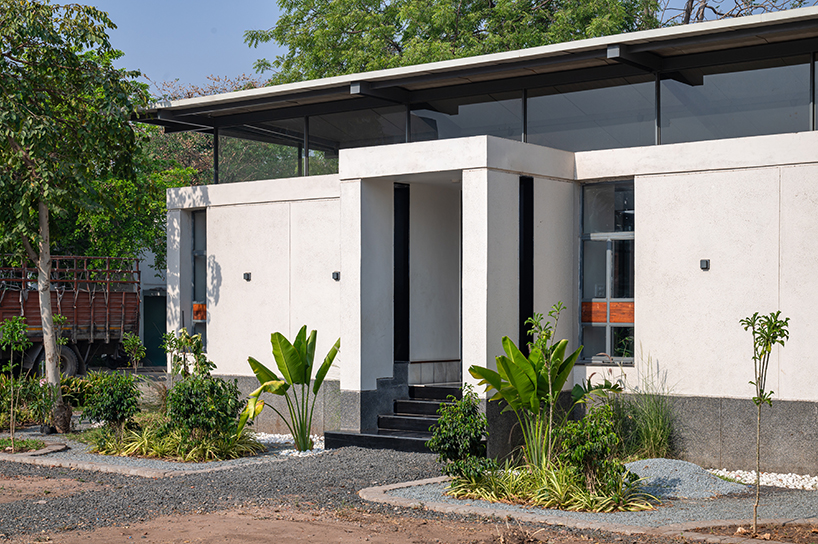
0;437;45;452
82;373;141;436
166;375;244;439
245;0;660;83
0;375;49;429
610;390;674;460
470;302;591;468
238;325;340;451
555;404;627;496
162;330;214;378
448;459;655;512
0;315;32;447
426;384;490;477
741;311;790;408
122;332;146;372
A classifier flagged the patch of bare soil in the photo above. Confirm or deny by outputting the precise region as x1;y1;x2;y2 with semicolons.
3;505;582;544
0;475;105;504
695;524;818;544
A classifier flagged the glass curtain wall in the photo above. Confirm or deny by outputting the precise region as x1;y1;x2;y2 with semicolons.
410;93;522;142
528;76;655;151
660;56;811;144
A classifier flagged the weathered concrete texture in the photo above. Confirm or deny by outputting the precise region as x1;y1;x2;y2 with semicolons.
673;395;818;474
230;376;341;435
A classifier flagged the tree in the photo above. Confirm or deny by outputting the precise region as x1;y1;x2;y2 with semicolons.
0;0;150;431
245;0;661;83
666;0;812;25
246;0;815;83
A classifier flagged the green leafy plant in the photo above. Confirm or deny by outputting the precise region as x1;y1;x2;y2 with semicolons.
166;375;244;439
82;372;141;439
0;316;32;451
469;303;585;468
237;325;340;451
555;404;627;496
122;331;146;373
426;384;493;477
162;329;213;379
740;310;790;534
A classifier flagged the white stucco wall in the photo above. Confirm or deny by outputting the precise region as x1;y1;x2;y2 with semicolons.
166;175;342;379
409;182;461;363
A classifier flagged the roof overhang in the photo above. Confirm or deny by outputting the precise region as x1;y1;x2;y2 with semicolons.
138;6;818;136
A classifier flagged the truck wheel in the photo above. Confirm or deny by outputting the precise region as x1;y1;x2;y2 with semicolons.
58;348;78;377
36;347;78;377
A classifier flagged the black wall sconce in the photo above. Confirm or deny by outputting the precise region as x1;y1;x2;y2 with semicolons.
700;259;710;271
332;271;341;281
243;272;251;281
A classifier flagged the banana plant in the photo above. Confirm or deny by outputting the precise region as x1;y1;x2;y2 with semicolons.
470;334;583;468
237;326;339;451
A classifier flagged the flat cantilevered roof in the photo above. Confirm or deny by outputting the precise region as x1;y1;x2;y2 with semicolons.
139;6;818;135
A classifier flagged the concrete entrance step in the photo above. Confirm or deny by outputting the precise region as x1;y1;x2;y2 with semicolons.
378;414;438;433
324;430;431;453
408;385;461;401
395;398;452;416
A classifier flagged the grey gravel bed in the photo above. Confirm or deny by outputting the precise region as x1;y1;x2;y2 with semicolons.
388;459;818;528
0;446;442;538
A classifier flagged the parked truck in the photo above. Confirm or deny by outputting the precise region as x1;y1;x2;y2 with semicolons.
0;256;141;376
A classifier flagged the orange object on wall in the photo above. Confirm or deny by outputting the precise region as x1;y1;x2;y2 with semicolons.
192;303;207;321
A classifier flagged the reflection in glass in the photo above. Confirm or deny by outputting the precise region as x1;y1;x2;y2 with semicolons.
310;106;406;151
582;326;607;359
582;240;607;299
583;182;634;234
613;240;634;299
411;94;522;142
661;57;810;144
528;79;654;152
219;131;301;183
612;327;634;358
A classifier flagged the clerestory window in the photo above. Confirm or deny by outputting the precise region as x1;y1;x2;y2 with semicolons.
580;181;634;364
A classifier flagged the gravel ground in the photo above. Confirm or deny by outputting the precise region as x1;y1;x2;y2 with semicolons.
625;458;749;498
0;446;442;538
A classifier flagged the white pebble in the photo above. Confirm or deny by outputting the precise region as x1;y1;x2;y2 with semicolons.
250;433;327;458
708;468;818;490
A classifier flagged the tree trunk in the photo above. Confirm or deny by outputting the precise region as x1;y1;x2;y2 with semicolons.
34;200;70;433
754;402;761;534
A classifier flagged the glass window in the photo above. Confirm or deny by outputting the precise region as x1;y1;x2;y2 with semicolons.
661;56;811;144
410;93;522;142
528;78;654;152
310;106;406;151
580;181;635;364
583;181;634;234
191;210;207;350
219;121;303;183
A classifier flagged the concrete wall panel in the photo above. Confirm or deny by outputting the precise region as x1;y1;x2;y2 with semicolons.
207;202;291;376
409;182;461;363
778;164;818;401
635;168;780;399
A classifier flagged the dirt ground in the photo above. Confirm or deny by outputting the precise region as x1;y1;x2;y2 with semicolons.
4;504;579;544
0;474;599;544
0;474;104;504
695;524;818;544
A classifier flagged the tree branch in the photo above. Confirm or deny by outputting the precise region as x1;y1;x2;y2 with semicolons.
21;236;38;263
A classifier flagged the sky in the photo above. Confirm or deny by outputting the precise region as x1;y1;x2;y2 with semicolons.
88;0;286;88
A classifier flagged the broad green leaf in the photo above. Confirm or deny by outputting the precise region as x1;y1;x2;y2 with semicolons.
305;329;318;383
312;337;340;394
271;332;307;384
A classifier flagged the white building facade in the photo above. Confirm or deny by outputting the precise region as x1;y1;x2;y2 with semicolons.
147;8;818;472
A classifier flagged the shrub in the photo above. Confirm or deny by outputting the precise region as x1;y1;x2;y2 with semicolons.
82;372;141;436
166;375;243;439
426;384;491;477
555;404;629;496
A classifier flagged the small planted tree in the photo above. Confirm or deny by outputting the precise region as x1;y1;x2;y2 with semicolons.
0;316;32;451
740;311;790;534
122;332;146;373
